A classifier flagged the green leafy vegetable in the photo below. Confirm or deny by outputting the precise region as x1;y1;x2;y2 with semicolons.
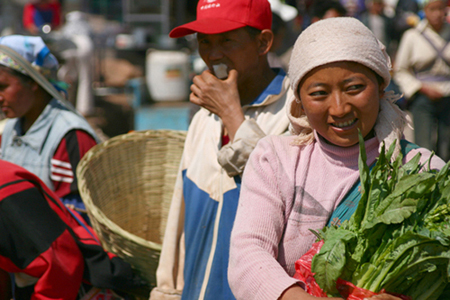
310;134;450;299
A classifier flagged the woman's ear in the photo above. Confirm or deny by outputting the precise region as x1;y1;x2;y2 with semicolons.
258;29;274;55
290;97;304;118
299;100;304;112
379;86;385;98
30;81;40;92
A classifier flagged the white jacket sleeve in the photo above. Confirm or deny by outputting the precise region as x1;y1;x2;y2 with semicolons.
217;119;268;177
150;158;186;300
217;78;293;177
393;28;423;100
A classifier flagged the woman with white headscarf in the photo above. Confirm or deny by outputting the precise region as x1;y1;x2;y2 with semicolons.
228;17;446;300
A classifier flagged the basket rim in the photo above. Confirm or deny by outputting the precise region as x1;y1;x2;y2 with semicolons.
76;129;187;251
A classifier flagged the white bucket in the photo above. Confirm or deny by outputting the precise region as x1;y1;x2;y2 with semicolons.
146;50;190;102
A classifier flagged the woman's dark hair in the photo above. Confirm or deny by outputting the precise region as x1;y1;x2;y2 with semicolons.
0;65;34;85
375;73;384;86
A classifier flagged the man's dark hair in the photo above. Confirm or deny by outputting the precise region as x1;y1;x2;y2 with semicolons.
245;26;263;38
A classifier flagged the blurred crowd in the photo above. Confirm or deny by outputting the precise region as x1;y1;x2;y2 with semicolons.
257;0;441;66
257;0;450;162
0;0;449;299
0;0;448;210
1;0;449;182
0;0;448;159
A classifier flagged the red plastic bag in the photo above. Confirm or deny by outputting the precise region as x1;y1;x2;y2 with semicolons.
293;241;412;300
336;279;412;300
293;240;327;297
336;278;377;299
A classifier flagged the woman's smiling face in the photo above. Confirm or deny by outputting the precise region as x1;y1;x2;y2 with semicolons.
298;61;383;147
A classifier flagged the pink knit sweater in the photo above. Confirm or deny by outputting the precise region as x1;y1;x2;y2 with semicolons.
228;132;445;300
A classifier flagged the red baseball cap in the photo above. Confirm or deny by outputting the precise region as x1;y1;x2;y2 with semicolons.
169;0;272;38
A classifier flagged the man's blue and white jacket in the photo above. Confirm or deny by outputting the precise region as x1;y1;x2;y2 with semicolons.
150;69;293;300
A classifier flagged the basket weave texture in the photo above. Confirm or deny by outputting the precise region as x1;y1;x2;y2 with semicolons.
77;130;187;288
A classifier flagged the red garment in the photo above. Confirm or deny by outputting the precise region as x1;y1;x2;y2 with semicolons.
222;134;230;147
0;160;146;299
23;2;61;31
0;129;96;199
0;160;86;299
52;129;97;198
0;129;97;198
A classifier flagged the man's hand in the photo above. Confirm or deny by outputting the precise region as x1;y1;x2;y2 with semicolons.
190;69;245;141
420;84;443;101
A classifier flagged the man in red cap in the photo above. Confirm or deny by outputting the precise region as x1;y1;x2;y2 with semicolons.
150;0;293;299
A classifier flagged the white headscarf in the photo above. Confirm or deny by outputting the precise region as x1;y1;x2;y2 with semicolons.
287;17;409;158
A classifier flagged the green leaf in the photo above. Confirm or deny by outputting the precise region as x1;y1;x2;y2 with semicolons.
352;262;378;287
362;197;419;231
311;230;357;294
365;233;444;291
363;173;436;228
312;239;347;295
399;152;422;176
436;160;450;179
409;268;448;300
353;131;371;230
378;198;418;224
386;172;435;199
382;256;450;297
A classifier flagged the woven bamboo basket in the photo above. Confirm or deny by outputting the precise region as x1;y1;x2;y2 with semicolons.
76;130;187;289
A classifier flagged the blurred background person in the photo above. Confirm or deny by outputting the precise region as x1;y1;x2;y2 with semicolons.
23;0;62;35
280;0;347;66
56;10;96;117
268;0;299;70
22;0;95;117
308;0;348;23
0;35;99;223
1;0;25;36
394;0;450;161
340;0;367;17
359;0;407;111
393;0;421;42
360;0;396;57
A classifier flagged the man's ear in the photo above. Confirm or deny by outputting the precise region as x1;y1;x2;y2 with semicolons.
258;29;274;55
